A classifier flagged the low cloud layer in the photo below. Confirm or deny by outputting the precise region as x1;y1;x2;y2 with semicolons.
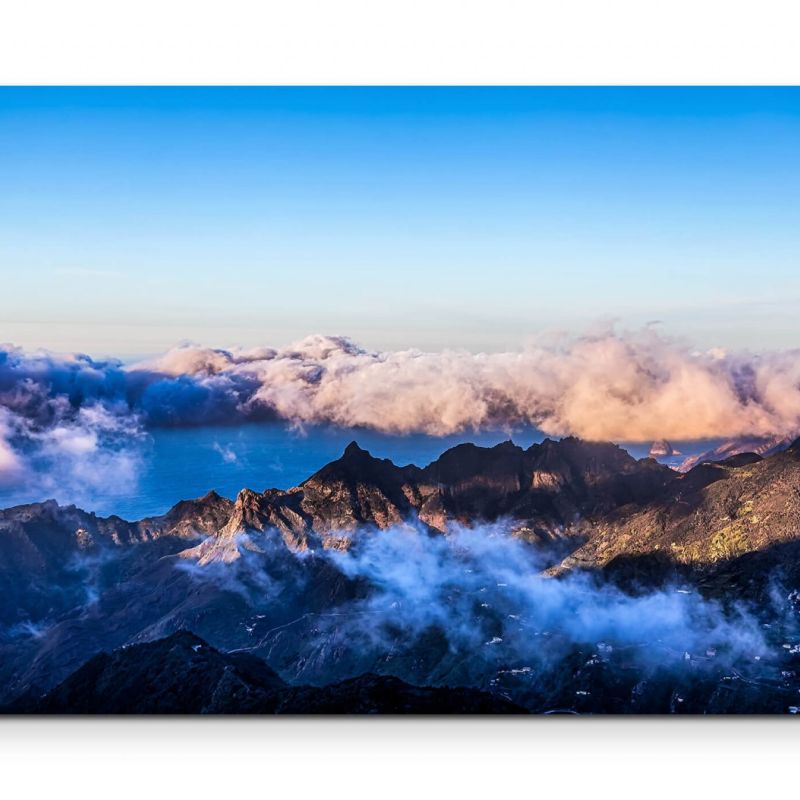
175;521;785;703
321;523;770;670
2;329;800;499
134;330;800;439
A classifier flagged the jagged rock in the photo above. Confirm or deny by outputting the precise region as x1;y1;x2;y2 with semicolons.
550;437;800;578
677;434;794;472
649;439;679;457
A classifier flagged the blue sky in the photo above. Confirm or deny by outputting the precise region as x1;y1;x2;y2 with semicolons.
1;87;799;357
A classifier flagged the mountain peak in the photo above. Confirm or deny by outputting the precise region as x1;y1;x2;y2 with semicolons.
649;439;680;457
343;440;368;458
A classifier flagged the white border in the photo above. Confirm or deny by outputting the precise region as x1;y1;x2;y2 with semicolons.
1;716;799;798
0;0;799;84
2;1;799;791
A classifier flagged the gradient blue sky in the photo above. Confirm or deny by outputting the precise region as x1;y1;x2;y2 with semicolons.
1;87;799;357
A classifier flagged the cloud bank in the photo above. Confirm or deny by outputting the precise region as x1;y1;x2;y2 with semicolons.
2;328;800;496
321;523;769;671
177;521;781;703
0;347;143;504
133;330;800;440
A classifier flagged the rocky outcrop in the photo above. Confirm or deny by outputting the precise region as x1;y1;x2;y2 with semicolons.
195;437;675;551
677;434;794;472
649;439;679;457
550;437;800;578
137;490;234;540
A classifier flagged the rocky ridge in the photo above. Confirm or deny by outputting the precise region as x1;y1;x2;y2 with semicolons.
3;435;800;713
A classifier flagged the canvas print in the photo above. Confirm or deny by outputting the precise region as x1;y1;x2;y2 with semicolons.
2;87;800;715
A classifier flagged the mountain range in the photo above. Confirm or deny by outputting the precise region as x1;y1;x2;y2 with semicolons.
2;435;800;714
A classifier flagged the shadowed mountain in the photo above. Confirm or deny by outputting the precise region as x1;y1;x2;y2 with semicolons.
3;436;800;713
550;437;800;577
7;631;524;715
677;434;795;472
208;437;676;550
0;435;677;576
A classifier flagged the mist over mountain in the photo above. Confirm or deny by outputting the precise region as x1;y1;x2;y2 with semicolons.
2;436;800;714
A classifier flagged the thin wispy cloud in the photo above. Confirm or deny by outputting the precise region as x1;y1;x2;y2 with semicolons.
53;267;122;279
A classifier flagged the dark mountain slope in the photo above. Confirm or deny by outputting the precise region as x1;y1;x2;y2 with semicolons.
212;437;676;545
553;437;800;578
276;673;525;714
8;632;524;714
21;630;284;714
0;436;676;580
4;436;800;712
